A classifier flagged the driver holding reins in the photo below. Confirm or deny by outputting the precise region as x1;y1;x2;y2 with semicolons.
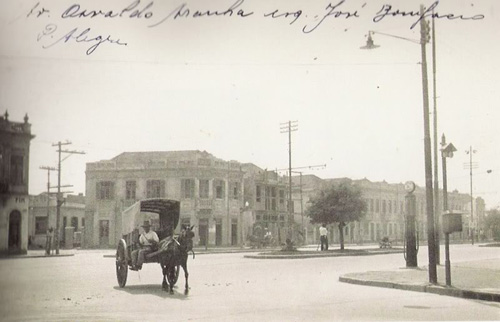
130;220;159;270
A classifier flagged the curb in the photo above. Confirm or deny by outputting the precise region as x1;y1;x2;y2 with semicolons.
339;276;500;303
0;254;75;260
103;248;270;258
244;249;403;259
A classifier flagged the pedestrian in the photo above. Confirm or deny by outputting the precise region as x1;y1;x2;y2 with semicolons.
319;224;328;251
45;227;53;255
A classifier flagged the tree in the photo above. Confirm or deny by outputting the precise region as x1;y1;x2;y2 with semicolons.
306;182;367;250
485;209;500;241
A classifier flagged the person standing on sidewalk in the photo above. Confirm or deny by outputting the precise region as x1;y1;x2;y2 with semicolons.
319;224;328;251
45;227;53;255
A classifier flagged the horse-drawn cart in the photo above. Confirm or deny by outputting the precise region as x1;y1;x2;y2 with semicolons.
115;198;194;293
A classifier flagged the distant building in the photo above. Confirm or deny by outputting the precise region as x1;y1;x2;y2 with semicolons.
84;151;246;248
241;164;291;243
292;176;476;245
0;111;35;255
28;193;86;249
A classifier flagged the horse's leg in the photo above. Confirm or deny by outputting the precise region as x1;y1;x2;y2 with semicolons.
182;261;189;295
168;266;175;294
162;265;168;291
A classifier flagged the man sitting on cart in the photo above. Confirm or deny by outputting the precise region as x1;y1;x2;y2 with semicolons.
130;221;159;270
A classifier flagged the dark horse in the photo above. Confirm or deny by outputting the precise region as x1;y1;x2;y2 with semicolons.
158;226;195;294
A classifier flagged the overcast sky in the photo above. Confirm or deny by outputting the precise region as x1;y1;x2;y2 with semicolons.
1;0;499;209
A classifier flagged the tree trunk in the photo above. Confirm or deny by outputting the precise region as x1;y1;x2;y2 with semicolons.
338;222;345;251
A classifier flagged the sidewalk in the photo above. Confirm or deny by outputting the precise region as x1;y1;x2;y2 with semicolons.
0;249;76;259
339;258;500;303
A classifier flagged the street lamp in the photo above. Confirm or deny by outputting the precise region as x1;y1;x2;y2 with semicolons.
441;134;457;286
361;5;438;284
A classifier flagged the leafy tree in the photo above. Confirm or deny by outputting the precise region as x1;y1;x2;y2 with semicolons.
485;209;500;241
306;182;367;250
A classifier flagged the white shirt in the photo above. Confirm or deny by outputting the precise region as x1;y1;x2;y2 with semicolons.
319;226;328;236
139;230;159;246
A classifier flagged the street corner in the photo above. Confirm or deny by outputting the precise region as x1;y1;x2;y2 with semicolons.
244;247;404;259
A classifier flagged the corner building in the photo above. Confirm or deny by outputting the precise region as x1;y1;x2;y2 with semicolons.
84;151;246;248
0;111;35;255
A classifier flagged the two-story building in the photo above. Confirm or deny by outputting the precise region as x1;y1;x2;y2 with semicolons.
84;150;245;248
0;111;35;255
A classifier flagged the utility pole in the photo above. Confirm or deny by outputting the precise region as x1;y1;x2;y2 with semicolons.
280;120;298;240
52;141;85;254
277;164;326;242
419;5;437;284
431;11;441;265
464;147;477;245
39;166;57;221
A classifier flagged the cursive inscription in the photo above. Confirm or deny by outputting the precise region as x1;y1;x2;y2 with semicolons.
302;1;362;34
37;24;128;55
374;1;485;29
263;9;303;25
61;0;154;19
27;0;486;56
148;0;253;28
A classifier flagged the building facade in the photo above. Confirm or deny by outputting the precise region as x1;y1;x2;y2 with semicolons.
0;111;35;255
292;176;478;245
29;193;86;249
84;151;246;248
242;164;292;243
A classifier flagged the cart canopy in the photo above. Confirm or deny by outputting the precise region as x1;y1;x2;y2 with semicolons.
121;198;180;235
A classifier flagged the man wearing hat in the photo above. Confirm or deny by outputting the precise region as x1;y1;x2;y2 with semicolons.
130;221;159;270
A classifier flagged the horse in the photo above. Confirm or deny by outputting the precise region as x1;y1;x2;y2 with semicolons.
158;225;195;294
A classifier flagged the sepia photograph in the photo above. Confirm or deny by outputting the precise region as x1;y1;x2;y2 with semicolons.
1;0;499;320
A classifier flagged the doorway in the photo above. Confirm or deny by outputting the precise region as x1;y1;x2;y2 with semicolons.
8;210;21;253
215;219;222;246
99;220;109;247
198;219;208;246
231;219;238;246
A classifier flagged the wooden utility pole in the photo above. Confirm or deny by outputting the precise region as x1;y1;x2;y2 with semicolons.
280;121;298;240
39;166;57;216
52;141;85;254
464;147;477;245
431;11;441;265
419;5;437;284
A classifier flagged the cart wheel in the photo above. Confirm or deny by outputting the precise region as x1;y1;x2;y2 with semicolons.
116;239;128;288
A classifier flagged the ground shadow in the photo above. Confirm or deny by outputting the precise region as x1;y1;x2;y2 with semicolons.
113;284;189;300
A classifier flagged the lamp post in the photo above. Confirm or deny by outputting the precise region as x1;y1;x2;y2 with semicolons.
441;134;456;286
361;4;437;284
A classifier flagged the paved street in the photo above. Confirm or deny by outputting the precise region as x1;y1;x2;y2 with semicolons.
1;244;499;321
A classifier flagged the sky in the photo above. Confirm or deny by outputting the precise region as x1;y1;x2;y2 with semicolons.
1;0;499;209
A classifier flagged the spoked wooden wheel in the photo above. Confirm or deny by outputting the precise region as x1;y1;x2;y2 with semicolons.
116;239;128;288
